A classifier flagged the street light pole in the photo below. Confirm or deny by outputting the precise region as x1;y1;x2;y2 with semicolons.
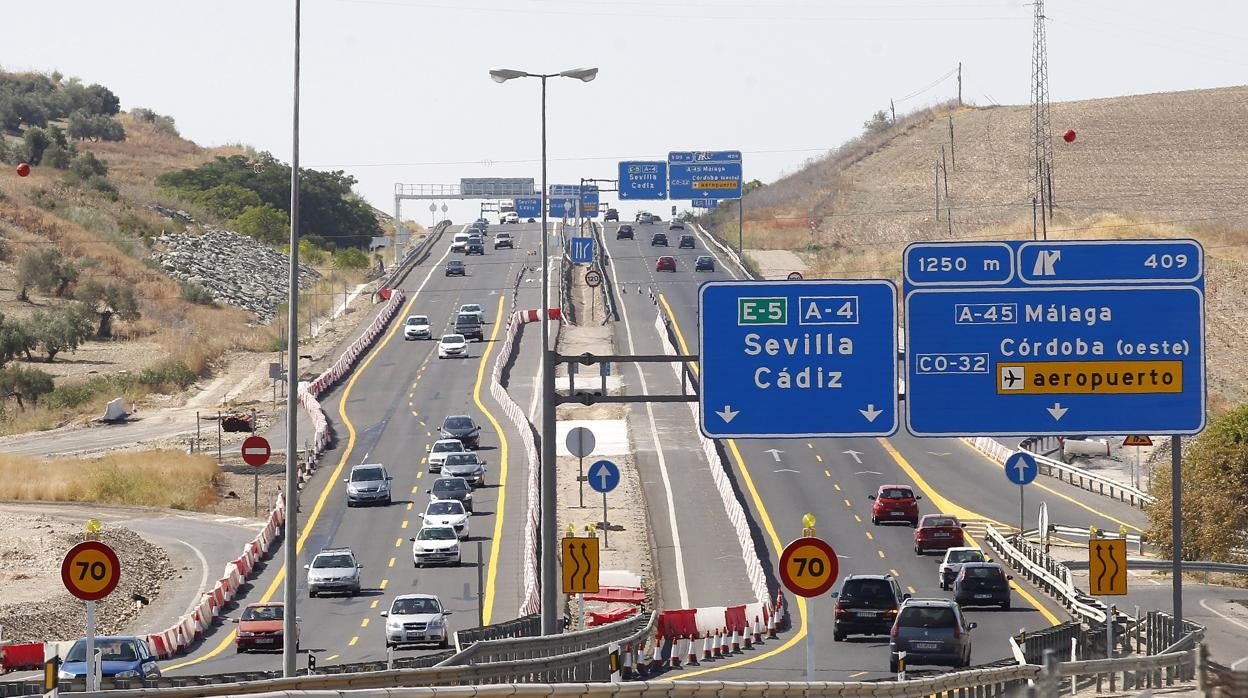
283;0;302;678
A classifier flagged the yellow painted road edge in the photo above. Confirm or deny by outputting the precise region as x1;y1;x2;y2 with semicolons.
475;296;510;626
167;293;424;670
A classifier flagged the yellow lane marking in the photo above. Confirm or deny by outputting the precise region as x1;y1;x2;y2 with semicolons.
878;550;886;558
325;654;339;661
348;636;359;647
476;296;510;626
416;471;424;479
853;514;862;523
360;618;370;628
164;287;425;671
401;520;409;529
420;456;427;465
824;470;831;478
406;502;413;511
815;454;823;462
380;579;388;589
395;538;402;547
411;486;419;494
388;557;395;568
890;568;899;577
865;531;874;540
369;600;378;609
843;499;851;507
907;585;916;595
833;483;841;492
849;671;867;678
807;443;814;449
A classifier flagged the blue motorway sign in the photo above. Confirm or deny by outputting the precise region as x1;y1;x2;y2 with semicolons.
1004;452;1038;485
618;161;667;200
698;280;898;439
515;197;541;218
570;237;594;264
904;240;1205;437
588;460;620;493
692;199;719;209
549;185;599;218
669;150;742;199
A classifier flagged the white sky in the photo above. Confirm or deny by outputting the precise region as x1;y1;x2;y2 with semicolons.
4;1;1246;224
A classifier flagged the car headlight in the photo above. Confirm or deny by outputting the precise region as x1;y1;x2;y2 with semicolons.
114;670;140;679
238;631;255;638
58;670;75;680
448;546;460;554
387;620;403;630
464;493;472;500
428;619;444;628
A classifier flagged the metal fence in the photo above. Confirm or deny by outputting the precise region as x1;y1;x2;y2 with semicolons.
1016;437;1154;508
452;614;541;651
589;222;619;323
441;612;653;666
383;220;452;289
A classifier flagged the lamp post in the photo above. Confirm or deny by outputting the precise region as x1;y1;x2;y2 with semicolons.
283;0;302;678
490;66;598;635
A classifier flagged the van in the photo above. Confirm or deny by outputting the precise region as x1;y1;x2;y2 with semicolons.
451;233;470;252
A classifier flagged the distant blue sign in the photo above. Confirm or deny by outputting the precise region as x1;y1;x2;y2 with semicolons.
570;237;594;264
698;280;898;439
618;161;667;200
692;199;719;209
1004;452;1038;486
669;151;742;200
904;240;1206;437
515;197;541;218
548;197;576;219
588;460;620;494
548;184;599;218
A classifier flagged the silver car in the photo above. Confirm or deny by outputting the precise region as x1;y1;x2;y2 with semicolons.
381;594;451;649
937;547;987;590
344;463;392;507
441;452;486;488
888;598;976;671
305;548;362;597
427;438;464;473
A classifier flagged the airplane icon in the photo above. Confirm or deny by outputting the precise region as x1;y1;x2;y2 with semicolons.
1001;366;1024;391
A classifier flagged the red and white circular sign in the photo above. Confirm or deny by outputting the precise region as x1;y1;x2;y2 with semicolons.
585;270;603;288
241;435;271;467
787;271;804;281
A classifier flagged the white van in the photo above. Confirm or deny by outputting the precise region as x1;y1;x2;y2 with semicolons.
451;233;470;252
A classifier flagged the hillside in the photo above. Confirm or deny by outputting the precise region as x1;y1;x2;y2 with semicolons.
716;85;1248;412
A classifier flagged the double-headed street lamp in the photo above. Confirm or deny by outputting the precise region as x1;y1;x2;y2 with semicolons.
489;66;597;635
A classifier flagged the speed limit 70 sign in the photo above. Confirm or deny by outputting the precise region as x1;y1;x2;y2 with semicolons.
778;536;839;597
61;540;122;601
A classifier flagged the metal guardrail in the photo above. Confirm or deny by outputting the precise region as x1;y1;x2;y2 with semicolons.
985;523;1109;624
1020;439;1154;508
1065;558;1248;575
440;612;653;666
452;614;541;651
1047;523;1145;548
589;222;619;323
692;222;755;279
382;220;452;289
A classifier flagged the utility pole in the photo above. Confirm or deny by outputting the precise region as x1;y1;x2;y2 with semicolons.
1030;0;1055;211
957;61;962;106
890;98;896;124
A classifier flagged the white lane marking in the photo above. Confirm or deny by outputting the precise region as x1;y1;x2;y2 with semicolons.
605;230;691;609
176;538;211;619
1198;597;1248;669
691;222;742;280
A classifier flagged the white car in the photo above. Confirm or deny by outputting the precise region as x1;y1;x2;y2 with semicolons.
437;334;468;359
501;212;519;224
427;438;464;473
419;500;470;539
403;315;431;341
458;303;485;324
381;594;451;648
939;547;988;590
410;526;461;567
451;233;470;252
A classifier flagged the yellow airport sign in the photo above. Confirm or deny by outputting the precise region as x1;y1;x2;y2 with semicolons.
997;361;1183;395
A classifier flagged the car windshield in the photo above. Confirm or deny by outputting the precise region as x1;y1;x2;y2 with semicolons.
392;597;440;615
698;256;712;263
462;305;482;312
435;479;469;493
456;314;476;323
447;261;463;267
444;454;477;466
428;501;464;515
441;335;464;343
445;417;473;430
432;441;460;453
418;527;457;541
881;488;913;499
965;566;1004;579
352;468;385;482
65;640;141;663
925;517;957;528
948;550;984;564
899;606;957;628
242;605;284;621
313;554;354;568
407;317;427;325
839;580;895;608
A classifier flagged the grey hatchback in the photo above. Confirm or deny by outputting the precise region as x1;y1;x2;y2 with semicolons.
888;598;975;672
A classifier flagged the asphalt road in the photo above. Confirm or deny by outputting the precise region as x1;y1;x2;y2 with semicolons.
163;223;546;675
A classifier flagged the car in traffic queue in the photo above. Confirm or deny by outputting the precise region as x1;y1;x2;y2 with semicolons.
616;224;634;240
655;256;677;272
381;594;451;649
952;562;1014;609
466;239;486;255
427;476;474;512
454;312;484;342
403;314;431;341
437;333;468;359
869;484;922;526
473;218;490;229
427;438;465;473
418;499;470;539
441;451;487;487
669;219;686;231
445;259;466;276
494;232;513;249
603;208;619;222
439;415;481;449
914;514;966;555
344;462;393;507
234;602;299;653
459;303;486;324
501;212;519;224
937;547;988;590
678;233;696;249
831;574;910;641
305;547;362;597
451;232;470;252
888;599;975;671
650;232;668;247
694;255;716;272
635;211;652;223
59;637;160;681
410;526;461;567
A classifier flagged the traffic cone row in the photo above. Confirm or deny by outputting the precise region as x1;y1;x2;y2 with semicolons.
753;616;763;644
702;632;713;661
621;643;634;679
669;637;682;669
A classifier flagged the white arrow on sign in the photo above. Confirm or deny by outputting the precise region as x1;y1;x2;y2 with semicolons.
859;404;883;422
1012;459;1031;482
764;448;783;462
716;405;739;423
593;464;613;490
843;450;863;464
1047;402;1069;420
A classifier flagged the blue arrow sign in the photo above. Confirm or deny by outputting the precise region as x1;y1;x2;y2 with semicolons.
618;161;667;200
698;280;899;438
515;197;541;218
570;237;594;264
904;240;1206;436
548;185;599;218
1004;452;1038;485
588;460;620;494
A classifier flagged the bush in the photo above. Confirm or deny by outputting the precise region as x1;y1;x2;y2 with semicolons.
178;281;216;305
333;247;369;270
29;187;57;211
21;127;50;165
28;302;96;361
85;174;118;199
17;248;78;298
42;142;71;169
863;109;891;135
67;110;125;142
232;204;289;244
131;107;178;137
137;360;197;390
70;152;107;179
0;365;55;409
194;184;262;220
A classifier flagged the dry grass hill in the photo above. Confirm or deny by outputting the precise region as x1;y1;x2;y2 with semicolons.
720;85;1248;413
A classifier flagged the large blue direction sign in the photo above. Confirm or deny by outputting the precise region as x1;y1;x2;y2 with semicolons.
904;240;1205;437
588;460;620;493
669;150;742;200
549;185;599;218
618;161;667;200
692;199;719;209
515;197;541;218
699;280;898;439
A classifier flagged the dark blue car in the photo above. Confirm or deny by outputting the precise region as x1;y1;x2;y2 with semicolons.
59;636;160;681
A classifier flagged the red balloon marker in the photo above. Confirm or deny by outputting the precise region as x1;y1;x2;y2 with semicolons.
16;162;31;177
1062;129;1077;143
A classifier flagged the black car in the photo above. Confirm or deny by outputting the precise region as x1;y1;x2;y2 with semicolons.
466;240;485;255
650;232;668;247
694;255;715;272
952;562;1013;609
445;260;465;276
454;312;483;342
440;415;481;449
603;208;619;222
678;234;696;249
616;224;634;240
831;574;909;641
427;477;474;513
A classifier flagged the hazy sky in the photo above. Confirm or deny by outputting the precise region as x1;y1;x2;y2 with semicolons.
5;1;1246;223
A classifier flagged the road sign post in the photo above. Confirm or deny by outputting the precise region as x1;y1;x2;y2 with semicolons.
566;427;596;508
1123;435;1152;488
561;535;600;595
588;459;620;548
698;280;898;438
1088;538;1127;595
62;540;121;692
242;435;271;517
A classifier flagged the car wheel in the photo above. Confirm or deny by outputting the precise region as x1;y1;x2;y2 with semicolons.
309;589;317;598
871;516;879;525
439;635;449;649
385;641;393;649
915;545;922;555
346;501;355;508
237;646;246;654
833;632;845;642
384;496;392;505
1001;600;1011;610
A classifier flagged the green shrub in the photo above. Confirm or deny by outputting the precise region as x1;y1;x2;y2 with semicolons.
137;360;197;389
333;247;369;270
70;152;107;179
86;175;118;200
178;281;216;305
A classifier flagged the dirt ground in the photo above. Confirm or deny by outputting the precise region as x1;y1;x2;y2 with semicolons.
743;249;811;280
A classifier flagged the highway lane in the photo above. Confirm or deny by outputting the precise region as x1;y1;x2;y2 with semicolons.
164;223;544;675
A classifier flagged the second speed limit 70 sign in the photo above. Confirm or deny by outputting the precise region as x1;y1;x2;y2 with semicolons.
61;540;122;601
779;536;839;597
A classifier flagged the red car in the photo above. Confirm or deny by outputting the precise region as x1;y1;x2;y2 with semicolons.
234;602;299;653
655;256;677;272
869;484;921;526
914;514;965;554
